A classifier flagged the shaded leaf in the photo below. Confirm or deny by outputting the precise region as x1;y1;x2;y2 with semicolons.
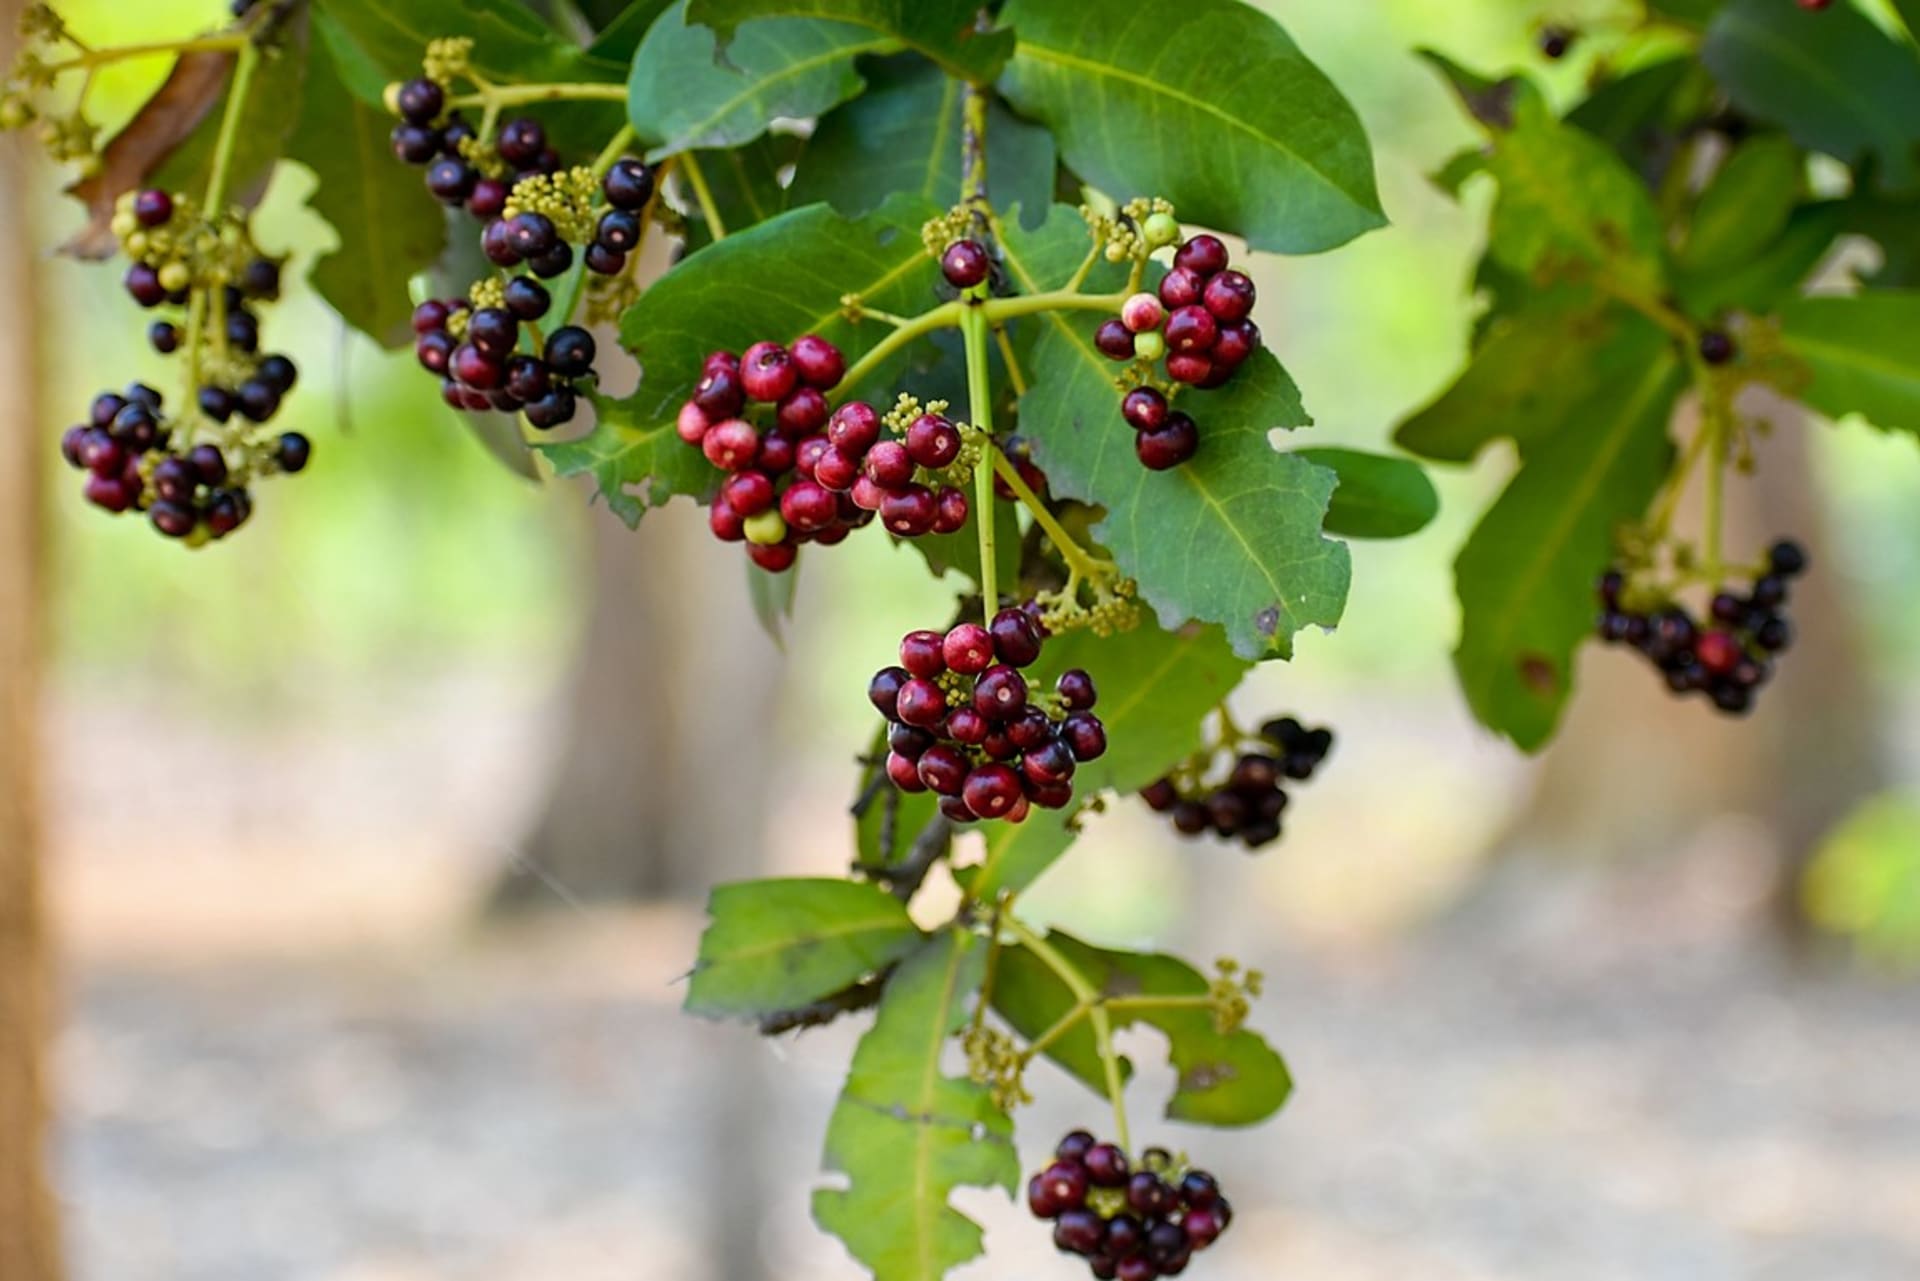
586;0;677;60
1701;0;1920;190
991;930;1292;1127
627;0;894;160
1776;292;1920;438
814;930;1018;1281
1453;340;1683;750
998;0;1384;255
686;0;1013;82
536;389;717;526
962;810;1078;902
747;558;799;643
1294;447;1439;540
1002;206;1351;660
1674;199;1845;318
686;877;923;1019
1676;134;1805;274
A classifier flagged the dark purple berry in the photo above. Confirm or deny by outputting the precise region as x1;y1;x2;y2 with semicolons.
545;327;597;379
275;432;311;473
602;158;655;210
497;118;546;168
396;77;444;125
941;239;991;289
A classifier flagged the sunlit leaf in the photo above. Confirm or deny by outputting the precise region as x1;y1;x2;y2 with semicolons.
687;877;923;1019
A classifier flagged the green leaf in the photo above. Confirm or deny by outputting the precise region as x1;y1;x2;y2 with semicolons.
1565;56;1702;171
1478;92;1667;298
291;17;449;347
814;930;1018;1281
787;56;1056;226
155;13;311;207
1676;134;1805;274
686;0;1013;82
1701;0;1920;189
1839;189;1920;289
907;480;1021;590
1293;448;1438;541
997;0;1384;255
627;0;894;160
746;559;798;642
1776;292;1920;437
991;930;1292;1127
1396;295;1664;464
535;390;717;526
680;135;804;247
585;0;677;60
686;877;923;1019
1031;624;1249;797
963;810;1078;901
1002;206;1351;660
1674;200;1845;318
585;194;944;522
1453;339;1683;750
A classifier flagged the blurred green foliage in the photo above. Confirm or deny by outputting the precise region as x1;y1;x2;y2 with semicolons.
1805;793;1920;967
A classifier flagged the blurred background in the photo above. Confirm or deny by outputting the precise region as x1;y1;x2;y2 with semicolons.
7;0;1920;1279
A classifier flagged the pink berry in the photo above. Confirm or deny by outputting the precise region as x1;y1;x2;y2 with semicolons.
677;400;711;444
828;401;881;453
1120;292;1165;333
865;440;914;488
702;418;760;471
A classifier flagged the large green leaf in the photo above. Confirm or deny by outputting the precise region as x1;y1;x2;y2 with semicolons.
628;1;894;159
1565;55;1705;181
996;0;1383;255
1479;92;1667;298
564;195;944;522
814;930;1018;1281
585;0;677;60
291;17;448;348
1776;292;1920;438
686;877;923;1019
1396;297;1664;464
1294;448;1439;541
1676;134;1805;275
1032;623;1248;796
1002;206;1351;660
1674;200;1845;318
991;930;1291;1127
786;56;1056;225
963;810;1078;902
1701;0;1920;190
681;135;804;245
686;0;1013;82
1453;346;1684;750
1841;190;1920;289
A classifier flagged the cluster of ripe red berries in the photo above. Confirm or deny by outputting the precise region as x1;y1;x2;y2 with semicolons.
1595;540;1807;716
869;609;1107;823
1028;1132;1232;1280
1094;235;1261;471
413;292;598;429
1140;717;1332;850
60;383;306;541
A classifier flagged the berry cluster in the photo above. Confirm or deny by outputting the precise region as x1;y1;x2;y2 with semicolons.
1095;235;1262;471
1028;1133;1232;1280
1595;540;1807;715
678;338;977;572
869;610;1107;823
1139;717;1333;851
411;292;599;429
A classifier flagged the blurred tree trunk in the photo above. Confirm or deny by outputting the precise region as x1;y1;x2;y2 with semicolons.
0;0;66;1268
1480;398;1883;934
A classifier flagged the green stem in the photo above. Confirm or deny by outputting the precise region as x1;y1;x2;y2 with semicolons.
964;303;999;619
1018;1001;1093;1064
1702;393;1729;580
45;34;247;74
680;151;728;240
982;289;1129;323
591;124;637;179
986;444;1107;581
447;82;627;110
1005;917;1130;1152
835;301;964;400
202;39;259;215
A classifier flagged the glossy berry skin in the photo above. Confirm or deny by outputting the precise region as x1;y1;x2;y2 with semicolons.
1121;292;1165;333
931;487;969;534
1057;669;1097;710
868;666;909;719
132;188;174;228
895;678;948;729
507;212;559;259
529;242;574;279
694;366;746;420
1174;234;1229;276
497;118;546;167
963;764;1023;819
1211;319;1260;369
943;624;995;675
1121;386;1168;431
1165;305;1218;354
972;665;1029;720
721;472;775;517
917;744;970;796
1083;1143;1129;1187
546;327;597;378
481;219;521;266
1136;413;1199;469
790;334;845;389
426;159;476;203
276;432;312;473
741;341;798;403
1699;329;1736;365
900;630;947;678
905;415;962;468
391;124;439;164
1202;270;1256;322
396;77;444;125
452;344;504;390
1094;319;1136;361
990;608;1043;667
1159;267;1206;310
880;485;938;536
776;386;831;435
941;238;991;288
603;158;655;210
258;355;298;394
865;440;914;488
505;357;552;405
467;177;508;220
1058;1131;1094;1161
702;419;760;471
467;307;517;358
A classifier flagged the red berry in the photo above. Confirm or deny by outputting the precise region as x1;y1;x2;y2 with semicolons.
1056;669;1097;709
708;499;746;542
722;472;774;516
703;419;760;471
1136;414;1199;470
747;540;797;573
866;440;914;488
790;334;845;389
1062;712;1108;761
1095;319;1136;361
451;344;504;389
941;238;991;289
990;607;1043;666
795;434;831;479
813;444;861;491
1181;1206;1224;1249
1165;305;1218;354
1696;629;1743;675
1083;1143;1129;1186
1174;234;1229;276
849;475;888;511
1038;1160;1089;1211
900;629;947;678
973;665;1028;719
869;666;910;719
1211;319;1260;370
943;623;995;674
917;744;970;795
411;300;451;333
886;751;929;792
1057;1131;1096;1161
946;707;990;745
1202;270;1256;322
905;414;962;468
931;487;969;534
896;677;948;728
828;401;881;453
881;484;937;536
777;386;830;435
1158;267;1205;309
132;188;174;228
781;479;839;532
1053;1209;1106;1256
1022;739;1077;786
740;341;798;402
694;365;746;420
756;433;796;474
963;764;1024;819
1164;353;1213;385
1121;386;1168;431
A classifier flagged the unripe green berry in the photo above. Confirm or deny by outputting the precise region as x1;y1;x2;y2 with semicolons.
382;82;404;115
744;509;788;546
1134;330;1166;362
1143;211;1180;249
158;261;191;292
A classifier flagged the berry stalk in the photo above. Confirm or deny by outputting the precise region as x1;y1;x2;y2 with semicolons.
1004;916;1132;1153
200;38;258;216
963;302;999;619
679;151;728;240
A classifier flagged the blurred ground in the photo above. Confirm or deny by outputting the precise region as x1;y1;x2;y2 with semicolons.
45;671;1920;1281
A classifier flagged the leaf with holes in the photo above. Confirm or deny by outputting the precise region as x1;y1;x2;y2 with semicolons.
687;877;923;1019
1776;292;1920;438
535;391;717;526
997;0;1382;255
991;929;1292;1127
292;15;448;347
814;930;1018;1281
1001;206;1351;660
1453;341;1683;751
628;0;895;160
686;0;1012;82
